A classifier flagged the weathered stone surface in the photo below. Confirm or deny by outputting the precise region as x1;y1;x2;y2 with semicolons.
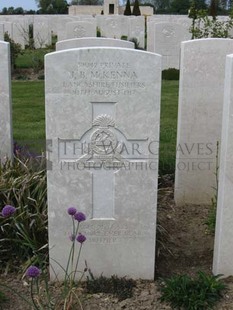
56;37;134;51
66;21;97;39
175;39;233;205
213;54;233;277
46;47;161;280
0;41;13;163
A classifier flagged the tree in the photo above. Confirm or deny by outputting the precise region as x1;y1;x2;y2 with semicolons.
124;0;132;15
170;0;191;14
36;0;68;13
132;0;141;15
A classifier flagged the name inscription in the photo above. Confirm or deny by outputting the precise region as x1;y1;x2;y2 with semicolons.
63;62;146;96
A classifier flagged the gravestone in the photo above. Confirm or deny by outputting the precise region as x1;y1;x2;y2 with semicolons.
147;22;191;69
128;16;145;49
66;21;97;39
175;39;233;206
0;41;13;163
56;37;135;51
46;47;161;280
34;19;51;48
213;54;233;277
97;16;129;39
0;24;4;41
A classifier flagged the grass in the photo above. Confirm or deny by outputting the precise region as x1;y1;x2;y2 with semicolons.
12;80;179;175
15;49;50;69
12;81;45;153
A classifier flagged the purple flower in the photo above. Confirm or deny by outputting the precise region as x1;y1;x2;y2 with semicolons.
67;207;77;216
76;233;86;244
26;266;41;278
1;205;16;218
74;212;86;222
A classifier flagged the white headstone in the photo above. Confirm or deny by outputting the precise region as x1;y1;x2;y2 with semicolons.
128;16;145;49
4;22;13;38
13;20;29;49
175;39;233;206
34;19;51;48
0;24;4;41
147;22;191;69
46;47;161;280
0;41;13;163
213;53;233;277
56;37;135;51
97;16;129;39
66;21;97;39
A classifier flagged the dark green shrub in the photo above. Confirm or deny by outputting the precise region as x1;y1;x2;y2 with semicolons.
4;32;22;71
86;272;136;301
121;35;128;40
132;0;141;16
97;27;101;37
160;271;226;310
162;68;180;80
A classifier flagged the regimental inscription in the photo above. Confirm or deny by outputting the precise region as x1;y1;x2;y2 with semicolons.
62;62;146;96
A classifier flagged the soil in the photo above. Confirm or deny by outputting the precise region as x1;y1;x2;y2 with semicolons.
1;174;233;309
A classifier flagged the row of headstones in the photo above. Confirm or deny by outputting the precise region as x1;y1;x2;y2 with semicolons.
0;15;145;49
1;37;233;279
1;14;232;69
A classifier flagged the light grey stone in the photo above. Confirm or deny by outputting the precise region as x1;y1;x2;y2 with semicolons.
0;24;4;41
0;41;13;164
66;21;97;39
4;22;13;38
175;39;233;206
12;20;29;49
34;18;51;48
213;54;233;277
97;15;129;39
56;37;135;51
128;16;145;49
45;47;161;280
147;21;191;69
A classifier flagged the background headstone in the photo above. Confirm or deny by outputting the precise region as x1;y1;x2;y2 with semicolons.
0;24;4;41
56;37;135;51
34;18;51;48
66;21;97;39
175;39;233;206
0;41;13;163
213;54;233;277
46;47;161;280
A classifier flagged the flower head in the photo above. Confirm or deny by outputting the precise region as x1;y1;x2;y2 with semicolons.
26;266;41;278
76;233;86;244
74;212;86;222
67;207;77;216
1;205;16;218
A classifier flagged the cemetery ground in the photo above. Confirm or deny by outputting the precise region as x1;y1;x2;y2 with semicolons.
1;58;233;309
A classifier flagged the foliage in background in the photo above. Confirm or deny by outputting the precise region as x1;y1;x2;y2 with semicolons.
0;155;48;271
160;271;226;310
124;0;132;15
4;32;22;72
36;0;68;14
189;1;233;39
132;0;141;15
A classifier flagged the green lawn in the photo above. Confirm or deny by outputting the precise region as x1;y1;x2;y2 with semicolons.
12;80;179;174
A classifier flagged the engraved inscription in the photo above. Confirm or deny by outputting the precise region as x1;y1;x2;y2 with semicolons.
62;62;146;96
